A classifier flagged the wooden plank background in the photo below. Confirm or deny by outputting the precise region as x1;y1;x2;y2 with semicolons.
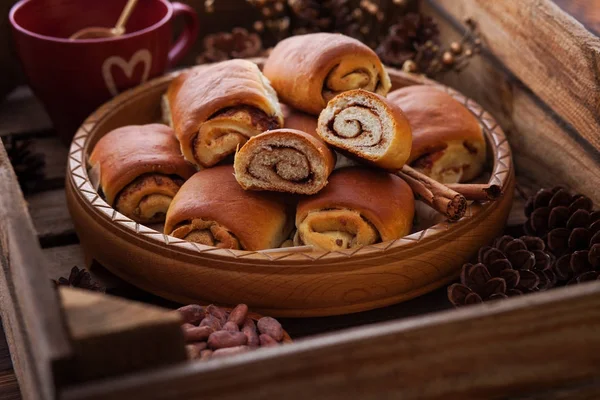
0;0;598;398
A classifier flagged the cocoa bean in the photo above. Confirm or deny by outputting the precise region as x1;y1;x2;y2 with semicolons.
242;318;260;348
222;321;239;332
257;317;284;342
177;305;205;325
259;333;278;347
207;331;248;350
227;304;248;326
186;342;207;360
200;349;213;361
206;304;228;325
212;346;250;359
199;314;222;331
184;325;214;343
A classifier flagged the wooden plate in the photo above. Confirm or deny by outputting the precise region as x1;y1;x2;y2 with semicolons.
66;61;514;317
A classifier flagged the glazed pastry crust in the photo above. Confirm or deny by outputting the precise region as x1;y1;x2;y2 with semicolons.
296;167;415;250
263;33;391;115
388;85;486;183
165;60;284;167
165;165;293;251
88;124;195;206
281;103;318;137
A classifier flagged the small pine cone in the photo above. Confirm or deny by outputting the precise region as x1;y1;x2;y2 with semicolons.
198;28;263;64
524;187;599;284
448;236;554;306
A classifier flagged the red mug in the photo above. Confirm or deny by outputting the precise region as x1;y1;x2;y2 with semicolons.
10;0;199;143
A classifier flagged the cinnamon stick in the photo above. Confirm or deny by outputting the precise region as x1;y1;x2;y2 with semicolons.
396;165;467;221
446;183;503;201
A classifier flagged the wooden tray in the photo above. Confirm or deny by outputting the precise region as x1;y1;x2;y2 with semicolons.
65;62;514;317
2;1;600;399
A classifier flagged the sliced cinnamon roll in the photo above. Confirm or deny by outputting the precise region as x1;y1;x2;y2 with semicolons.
263;33;391;115
88;124;196;223
164;60;284;168
165;166;293;250
295;167;415;251
317;89;412;170
388;85;486;183
234;128;335;194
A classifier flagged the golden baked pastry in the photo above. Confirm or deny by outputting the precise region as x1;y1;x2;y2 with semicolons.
89;124;195;223
263;33;391;115
164;165;293;250
317;89;412;170
388;85;486;183
295;167;415;251
281;103;318;136
234;128;335;195
164;59;284;168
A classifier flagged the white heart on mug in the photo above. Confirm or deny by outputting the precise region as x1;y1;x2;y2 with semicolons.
101;49;152;97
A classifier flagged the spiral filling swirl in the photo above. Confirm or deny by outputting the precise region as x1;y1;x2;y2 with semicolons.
234;129;334;195
114;174;184;223
295;209;380;250
322;60;384;102
247;146;312;184
320;100;388;157
193;106;280;167
171;218;241;249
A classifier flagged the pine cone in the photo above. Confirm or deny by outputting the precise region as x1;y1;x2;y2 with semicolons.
53;266;105;292
198;28;263;64
448;236;554;306
3;136;45;194
376;13;439;67
524;187;599;284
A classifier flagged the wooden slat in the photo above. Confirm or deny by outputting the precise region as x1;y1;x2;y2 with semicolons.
27;189;75;246
281;288;450;338
429;0;600;162
516;379;600;399
0;324;14;374
422;1;600;201
0;87;52;138
61;281;600;400
553;0;600;35
0;141;72;399
0;371;21;400
31;137;68;186
59;287;186;383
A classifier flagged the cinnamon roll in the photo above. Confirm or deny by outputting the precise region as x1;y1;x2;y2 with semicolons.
164;60;284;168
388;85;486;183
234;128;335;194
88;124;195;223
317;89;412;170
281;103;318;136
263;33;391;115
165;166;293;250
295;167;415;251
